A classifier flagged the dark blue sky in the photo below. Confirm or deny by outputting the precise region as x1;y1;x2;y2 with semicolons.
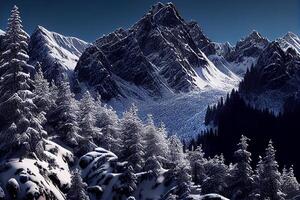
0;0;299;44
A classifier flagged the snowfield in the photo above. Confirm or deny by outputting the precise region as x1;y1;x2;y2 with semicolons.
110;88;235;140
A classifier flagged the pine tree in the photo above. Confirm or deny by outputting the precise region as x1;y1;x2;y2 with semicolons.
168;135;186;166
0;6;46;158
66;169;90;200
48;79;81;146
281;166;300;199
229;135;254;199
118;165;137;198
79;91;101;141
257;141;285;200
33;66;53;113
120;105;145;172
187;145;207;185
94;96;121;155
144;116;169;165
202;154;228;195
144;156;162;177
168;135;191;199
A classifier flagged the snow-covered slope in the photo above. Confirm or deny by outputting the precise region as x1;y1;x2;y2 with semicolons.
29;26;90;82
239;41;300;113
226;31;269;76
0;29;4;36
75;2;239;101
0;139;73;200
277;32;300;53
74;2;240;137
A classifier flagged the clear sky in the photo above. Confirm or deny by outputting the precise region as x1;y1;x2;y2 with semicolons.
0;0;299;44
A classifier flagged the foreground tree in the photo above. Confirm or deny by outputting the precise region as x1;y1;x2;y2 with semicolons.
48;79;81;146
256;141;285;200
95;96;122;155
79;91;101;141
144;116;169;165
120;105;145;172
228;135;254;199
0;6;46;158
281;166;300;199
187;145;207;185
168;135;191;199
66;170;90;200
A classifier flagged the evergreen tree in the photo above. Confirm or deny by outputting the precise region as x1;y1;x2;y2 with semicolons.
48;79;81;146
202;155;228;195
0;6;46;158
187;145;207;185
144;116;169;165
144;156;162;177
120;105;145;172
168;135;191;199
79;91;101;141
281;166;300;199
229;135;254;199
257;141;285;200
118;165;137;198
33;66;53;113
94;96;121;155
66;169;90;200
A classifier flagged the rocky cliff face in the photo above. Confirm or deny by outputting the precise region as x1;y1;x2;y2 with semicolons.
29;26;90;82
75;2;239;101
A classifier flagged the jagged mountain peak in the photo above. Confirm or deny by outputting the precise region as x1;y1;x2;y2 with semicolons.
247;30;263;40
283;31;298;40
277;31;300;54
29;26;90;82
76;2;239;101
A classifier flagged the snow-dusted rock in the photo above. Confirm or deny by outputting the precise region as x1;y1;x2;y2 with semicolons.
0;139;73;200
75;2;239;101
226;31;269;75
29;26;90;82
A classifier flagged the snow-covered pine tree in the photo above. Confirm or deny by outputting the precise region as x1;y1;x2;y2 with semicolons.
187;145;207;185
167;135;191;199
144;156;162;177
94;96;122;155
144;115;169;165
33;66;53;113
202;154;228;195
228;135;254;199
281;166;300;199
48;79;81;146
0;6;46;158
118;165;137;199
79;91;101;141
66;169;90;200
258;140;285;200
120;105;145;172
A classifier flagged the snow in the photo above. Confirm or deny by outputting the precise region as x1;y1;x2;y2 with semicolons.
277;32;300;54
32;26;90;72
190;193;229;200
227;56;257;76
193;54;240;91
110;89;235;139
0;29;4;36
0;139;73;199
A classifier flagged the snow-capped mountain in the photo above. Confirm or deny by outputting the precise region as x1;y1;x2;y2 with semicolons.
226;31;269;75
239;40;300;112
75;2;239;101
29;26;90;82
277;32;300;54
